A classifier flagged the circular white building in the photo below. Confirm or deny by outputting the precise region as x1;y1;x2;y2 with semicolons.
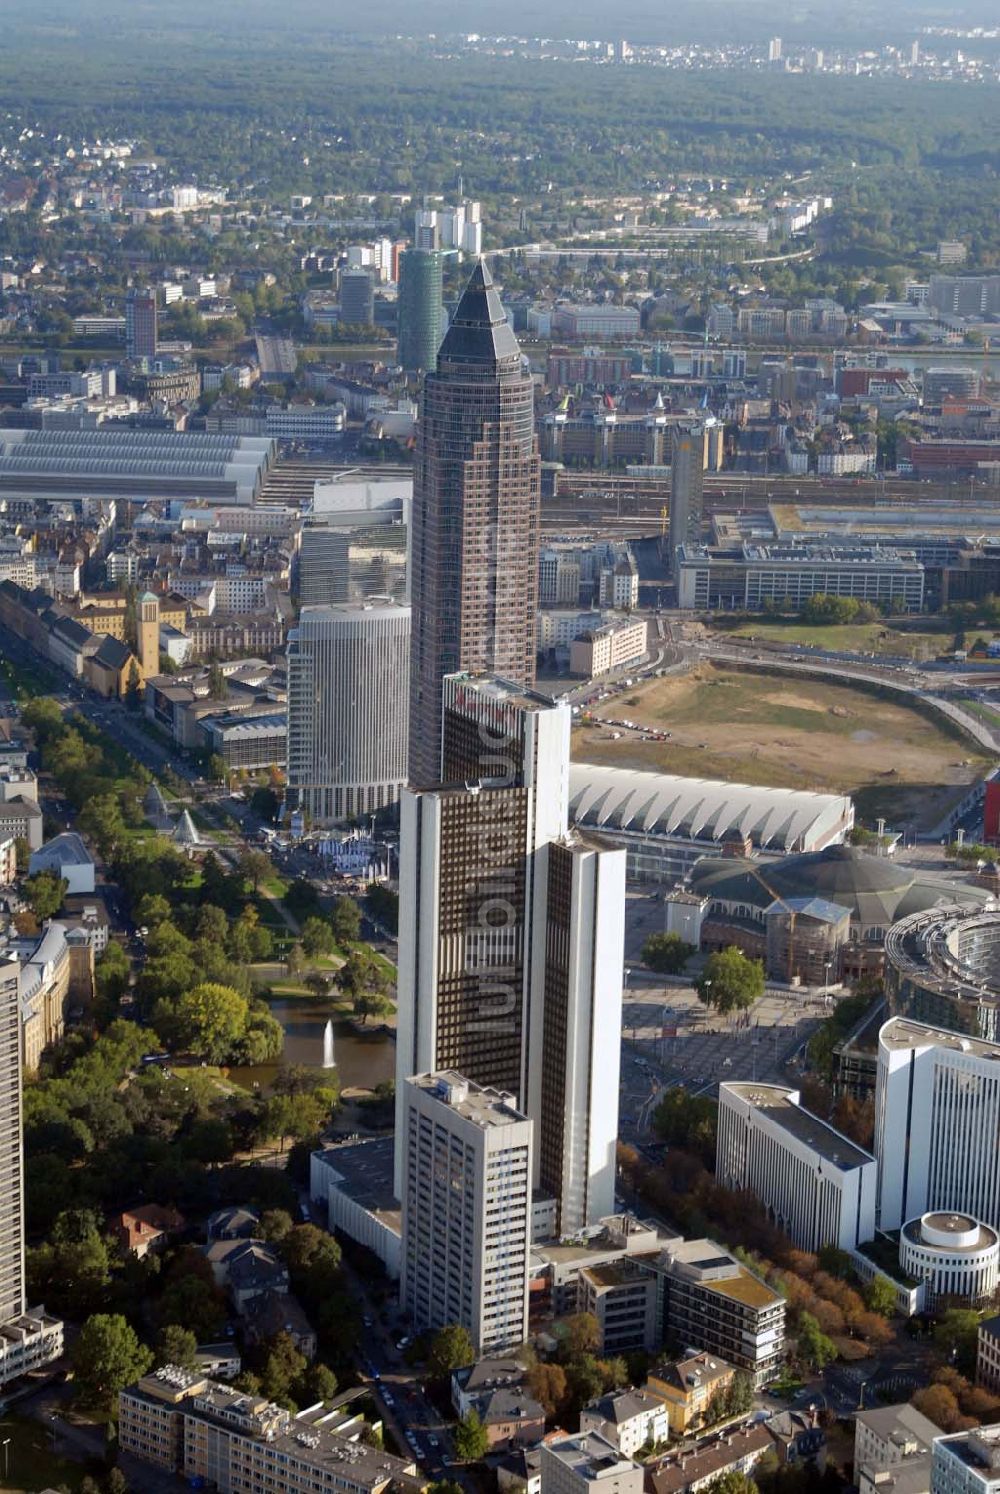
899;1212;999;1308
286;601;410;824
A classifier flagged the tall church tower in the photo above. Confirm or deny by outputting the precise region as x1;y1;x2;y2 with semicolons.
138;591;160;680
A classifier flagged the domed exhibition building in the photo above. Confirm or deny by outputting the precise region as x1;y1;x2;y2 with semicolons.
674;843;992;986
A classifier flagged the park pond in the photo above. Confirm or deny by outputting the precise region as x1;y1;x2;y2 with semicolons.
228;997;395;1094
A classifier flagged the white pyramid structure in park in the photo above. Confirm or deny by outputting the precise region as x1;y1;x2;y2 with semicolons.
144;782;173;831
172;809;200;846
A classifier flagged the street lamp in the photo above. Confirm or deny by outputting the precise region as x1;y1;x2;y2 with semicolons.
1;1438;10;1481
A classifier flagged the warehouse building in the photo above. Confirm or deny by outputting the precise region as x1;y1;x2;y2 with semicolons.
0;429;275;505
568;762;852;884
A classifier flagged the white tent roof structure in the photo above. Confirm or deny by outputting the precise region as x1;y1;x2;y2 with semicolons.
569;762;852;854
172;809;201;846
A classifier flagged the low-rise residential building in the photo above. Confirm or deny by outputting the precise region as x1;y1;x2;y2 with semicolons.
540;1430;643;1494
645;1353;734;1439
113;1205;186;1260
857;1452;932;1493
569;617;648;679
451;1358;544;1448
855;1403;940;1478
119;1367;415;1493
203;1239;288;1308
206;1206;260;1241
242;1291;316;1361
578;1258;660;1353
0;794;43;850
646;1421;776;1494
579;1388;669;1457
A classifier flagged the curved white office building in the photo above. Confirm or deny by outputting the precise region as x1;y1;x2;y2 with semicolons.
899;1213;999;1308
286;601;410;825
875;1017;1000;1234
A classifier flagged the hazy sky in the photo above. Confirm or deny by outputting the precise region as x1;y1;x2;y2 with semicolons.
7;0;998;46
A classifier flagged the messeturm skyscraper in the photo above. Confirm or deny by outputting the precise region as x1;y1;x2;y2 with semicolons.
407;260;541;785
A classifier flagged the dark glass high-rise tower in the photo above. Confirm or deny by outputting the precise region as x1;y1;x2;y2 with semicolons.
397;248;444;373
408;259;541;784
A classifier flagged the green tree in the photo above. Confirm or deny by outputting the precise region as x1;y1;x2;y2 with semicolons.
238;849;271;894
134;893;173;928
526;1361;568;1421
641;931;695;974
301;916;334;959
261;1208;295;1244
330;896;362;945
796;1311;837;1372
300;1360;338;1405
206;662;228;700
453;1408;489;1461
78;793;127;857
703;1475;759;1494
696;947;764;1015
864;1274;897;1318
156;1324;199;1372
339;947;392;1021
726;1371;754;1419
365;883;398;932
562;1312;601;1356
934;1309;981;1375
260;1331;307;1405
23;871;68;921
250;785;280;822
286;942;305;976
72;1313;153;1411
95;941;131;1009
21;696;65;744
173;981;249;1062
652;1088;717;1166
428;1323;475;1380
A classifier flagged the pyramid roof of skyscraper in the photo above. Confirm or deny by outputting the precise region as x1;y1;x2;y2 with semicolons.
437;258;522;368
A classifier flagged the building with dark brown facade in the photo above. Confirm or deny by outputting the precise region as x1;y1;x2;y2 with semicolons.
394;674;625;1239
408;261;540;785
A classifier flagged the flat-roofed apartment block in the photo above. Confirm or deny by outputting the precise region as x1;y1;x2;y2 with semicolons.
0;959;62;1386
119;1365;415;1493
717;1081;877;1253
662;1238;785;1388
395;674;625;1238
540;1430;643;1494
400;1073;532;1353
